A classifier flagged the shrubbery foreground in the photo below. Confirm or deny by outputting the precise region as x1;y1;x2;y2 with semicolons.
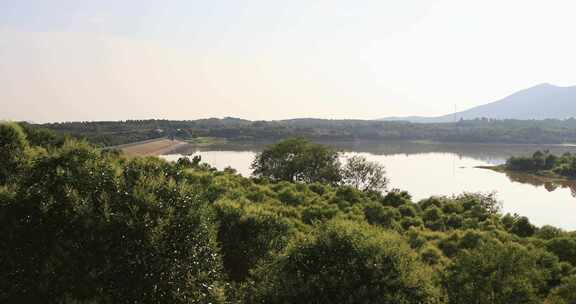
1;123;576;303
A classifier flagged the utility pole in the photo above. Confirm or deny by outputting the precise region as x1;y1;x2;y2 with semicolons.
454;104;458;122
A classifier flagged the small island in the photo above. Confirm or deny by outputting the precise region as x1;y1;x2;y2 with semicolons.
480;150;576;181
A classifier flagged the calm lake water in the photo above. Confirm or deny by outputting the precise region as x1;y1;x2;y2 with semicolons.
162;141;576;230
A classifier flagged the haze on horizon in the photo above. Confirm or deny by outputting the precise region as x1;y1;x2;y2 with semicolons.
2;0;576;123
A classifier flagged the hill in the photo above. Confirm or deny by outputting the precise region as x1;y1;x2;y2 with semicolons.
381;83;576;123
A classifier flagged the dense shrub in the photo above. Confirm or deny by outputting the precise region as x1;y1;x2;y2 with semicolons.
511;216;537;237
251;220;444;304
546;275;576;304
0;123;29;183
363;202;401;229
0;138;225;303
506;150;576;178
547;237;576;266
1;123;575;303
444;241;549;304
214;200;294;282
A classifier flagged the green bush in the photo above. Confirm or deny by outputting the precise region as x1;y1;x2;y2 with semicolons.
252;219;444;304
444;241;548;304
546;275;576;304
0;140;226;303
511;216;537;237
420;244;444;266
302;202;340;224
0;123;29;184
399;204;418;217
1;131;575;303
214;200;294;282
547;237;576;266
382;189;412;207
278;187;305;205
363;202;401;229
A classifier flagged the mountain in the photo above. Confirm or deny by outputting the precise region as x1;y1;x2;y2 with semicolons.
380;83;576;123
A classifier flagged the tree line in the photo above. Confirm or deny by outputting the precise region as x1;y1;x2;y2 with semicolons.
1;123;576;303
36;117;576;146
506;150;576;178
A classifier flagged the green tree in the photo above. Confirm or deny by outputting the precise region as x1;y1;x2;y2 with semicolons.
547;237;576;266
251;137;341;184
341;155;388;192
536;225;564;240
511;216;537;237
0;123;29;184
20;123;63;148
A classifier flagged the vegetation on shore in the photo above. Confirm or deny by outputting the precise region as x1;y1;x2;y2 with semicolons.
482;150;576;182
35;117;576;146
2;123;576;303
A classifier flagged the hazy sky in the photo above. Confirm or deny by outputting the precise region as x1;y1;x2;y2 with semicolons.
2;0;576;122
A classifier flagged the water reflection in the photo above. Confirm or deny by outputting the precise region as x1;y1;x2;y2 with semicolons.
170;140;576;165
163;140;576;230
500;170;576;198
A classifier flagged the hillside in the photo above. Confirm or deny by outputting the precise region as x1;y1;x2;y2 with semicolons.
382;83;576;123
38;117;576;146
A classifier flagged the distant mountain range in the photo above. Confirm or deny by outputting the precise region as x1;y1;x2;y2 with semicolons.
380;83;576;123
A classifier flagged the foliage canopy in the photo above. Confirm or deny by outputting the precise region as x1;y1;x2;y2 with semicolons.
1;122;575;303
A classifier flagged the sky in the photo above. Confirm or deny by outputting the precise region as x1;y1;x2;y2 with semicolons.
1;0;576;123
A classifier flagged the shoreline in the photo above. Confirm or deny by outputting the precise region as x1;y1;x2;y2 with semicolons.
476;165;576;183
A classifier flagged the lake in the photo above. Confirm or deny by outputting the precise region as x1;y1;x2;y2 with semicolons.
161;141;576;230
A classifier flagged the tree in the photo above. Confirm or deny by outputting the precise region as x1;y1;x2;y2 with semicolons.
456;192;502;217
20;123;62;147
546;237;576;266
251;219;443;304
536;225;564;240
176;155;202;168
341;155;389;192
251;137;341;184
0;123;29;184
510;216;537;237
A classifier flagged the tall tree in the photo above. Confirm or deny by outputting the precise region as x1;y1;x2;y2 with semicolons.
251;137;341;184
341;155;389;192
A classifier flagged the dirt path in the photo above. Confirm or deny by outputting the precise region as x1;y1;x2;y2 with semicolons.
112;138;188;157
